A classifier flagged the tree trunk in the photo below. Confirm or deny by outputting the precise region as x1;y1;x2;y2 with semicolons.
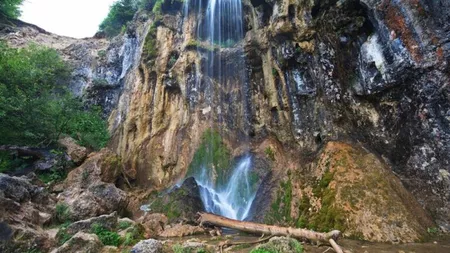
198;212;344;252
198;212;341;242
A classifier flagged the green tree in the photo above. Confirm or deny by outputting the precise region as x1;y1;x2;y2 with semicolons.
99;0;139;38
0;42;109;150
0;0;24;19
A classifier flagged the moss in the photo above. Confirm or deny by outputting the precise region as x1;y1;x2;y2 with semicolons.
186;39;217;52
143;24;158;62
187;129;231;188
265;176;293;225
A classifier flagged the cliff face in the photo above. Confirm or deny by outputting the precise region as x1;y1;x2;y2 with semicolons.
2;0;449;234
106;0;450;231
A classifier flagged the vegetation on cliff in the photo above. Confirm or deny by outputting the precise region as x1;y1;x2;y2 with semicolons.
0;43;109;172
186;129;232;187
0;0;23;19
99;0;139;37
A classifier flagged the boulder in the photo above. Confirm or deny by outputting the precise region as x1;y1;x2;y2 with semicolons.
252;237;303;253
137;213;167;237
0;174;56;252
148;177;204;223
58;149;127;221
131;239;163;253
58;136;89;165
51;232;103;253
63;212;118;236
0;173;33;202
263;142;436;243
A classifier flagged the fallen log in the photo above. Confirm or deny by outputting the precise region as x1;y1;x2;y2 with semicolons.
198;212;343;252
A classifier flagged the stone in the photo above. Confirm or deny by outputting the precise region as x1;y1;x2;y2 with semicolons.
148;177;204;223
101;246;120;253
159;224;206;237
51;232;103;253
137;213;168;237
253;236;303;253
130;239;163;253
58;136;89;165
64;212;118;236
58;149;127;221
0;173;33;202
0;174;56;253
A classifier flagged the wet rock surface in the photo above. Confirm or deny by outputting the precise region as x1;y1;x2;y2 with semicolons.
148;177;204;223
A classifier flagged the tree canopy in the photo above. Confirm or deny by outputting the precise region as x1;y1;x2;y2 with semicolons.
99;0;139;37
0;42;109;150
0;0;24;19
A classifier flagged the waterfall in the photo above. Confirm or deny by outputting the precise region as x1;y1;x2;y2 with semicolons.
184;0;257;221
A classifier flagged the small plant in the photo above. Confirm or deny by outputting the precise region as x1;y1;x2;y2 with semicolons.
172;244;183;253
250;249;277;253
272;68;277;76
118;220;132;230
264;147;275;161
98;50;106;58
57;228;72;245
427;227;439;235
55;203;71;223
91;223;122;246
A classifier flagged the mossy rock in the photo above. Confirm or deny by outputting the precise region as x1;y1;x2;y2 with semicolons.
265;142;435;243
149;177;204;223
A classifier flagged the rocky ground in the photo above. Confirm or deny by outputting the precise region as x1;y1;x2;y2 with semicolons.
1;138;449;253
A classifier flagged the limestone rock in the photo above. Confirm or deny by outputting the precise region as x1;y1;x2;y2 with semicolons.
58;149;127;221
130;239;163;253
63;212;118;237
264;142;435;243
51;232;103;253
58;136;89;165
159;224;206;237
137;213;167;236
0;174;56;252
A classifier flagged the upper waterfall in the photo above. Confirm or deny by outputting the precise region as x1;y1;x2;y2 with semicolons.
183;0;257;221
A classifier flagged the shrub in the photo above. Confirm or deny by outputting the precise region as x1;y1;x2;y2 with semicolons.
0;43;109;150
99;0;139;38
118;220;132;230
55;203;71;223
91;223;122;246
0;0;24;19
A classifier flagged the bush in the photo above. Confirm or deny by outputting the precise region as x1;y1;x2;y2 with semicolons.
99;0;139;38
0;43;109;150
0;0;24;19
55;203;71;223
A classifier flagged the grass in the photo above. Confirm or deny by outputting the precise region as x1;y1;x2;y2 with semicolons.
91;223;121;246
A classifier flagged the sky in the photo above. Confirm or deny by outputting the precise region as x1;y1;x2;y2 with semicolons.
20;0;117;38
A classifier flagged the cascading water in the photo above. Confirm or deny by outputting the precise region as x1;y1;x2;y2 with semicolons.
184;0;257;221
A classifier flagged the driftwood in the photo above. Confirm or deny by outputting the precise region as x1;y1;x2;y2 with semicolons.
198;212;344;252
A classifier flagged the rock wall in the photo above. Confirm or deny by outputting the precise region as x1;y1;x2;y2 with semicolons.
107;0;450;231
1;0;449;234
